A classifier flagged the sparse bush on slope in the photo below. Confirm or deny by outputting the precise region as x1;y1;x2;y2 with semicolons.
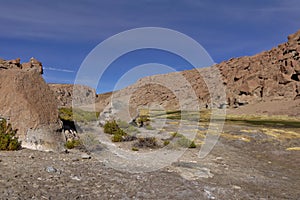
0;118;21;150
103;120;128;142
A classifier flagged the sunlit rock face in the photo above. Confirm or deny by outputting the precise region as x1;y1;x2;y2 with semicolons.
0;58;65;151
97;30;300;113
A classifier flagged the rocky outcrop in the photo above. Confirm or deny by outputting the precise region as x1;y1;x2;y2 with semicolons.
219;30;300;107
0;57;43;74
97;30;300;116
0;58;65;151
49;84;97;108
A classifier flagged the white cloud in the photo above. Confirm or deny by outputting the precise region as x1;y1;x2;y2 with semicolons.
43;67;75;73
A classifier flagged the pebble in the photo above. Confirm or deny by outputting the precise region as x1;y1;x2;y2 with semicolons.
232;185;242;190
215;157;223;161
204;189;215;199
70;175;81;181
45;166;57;173
81;153;92;159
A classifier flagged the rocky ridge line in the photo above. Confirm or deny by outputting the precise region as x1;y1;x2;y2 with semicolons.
100;30;300;116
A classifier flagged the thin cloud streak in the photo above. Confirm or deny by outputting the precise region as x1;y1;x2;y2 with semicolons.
43;67;75;73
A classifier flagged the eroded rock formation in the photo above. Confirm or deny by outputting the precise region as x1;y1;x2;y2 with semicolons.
98;30;300;116
49;84;97;108
0;58;65;151
219;30;300;107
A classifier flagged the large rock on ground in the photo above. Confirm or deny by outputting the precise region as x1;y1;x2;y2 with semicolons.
0;59;65;151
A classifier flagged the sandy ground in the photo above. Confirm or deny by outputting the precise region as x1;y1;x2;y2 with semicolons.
227;99;300;117
0;119;299;199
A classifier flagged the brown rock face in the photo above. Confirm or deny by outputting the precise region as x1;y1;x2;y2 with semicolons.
49;84;97;108
0;59;65;151
219;30;300;106
98;30;300;115
0;57;43;74
22;57;43;74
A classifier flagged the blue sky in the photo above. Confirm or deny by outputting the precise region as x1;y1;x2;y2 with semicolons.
0;0;300;93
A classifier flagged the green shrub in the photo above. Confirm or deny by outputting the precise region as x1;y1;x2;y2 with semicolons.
132;147;139;151
171;132;196;148
133;137;157;148
111;128;127;142
177;137;192;148
65;139;82;149
137;116;150;123
189;141;196;148
177;137;196;148
137;115;151;127
114;128;127;136
0;119;21;151
171;132;178;138
112;134;123;142
103;120;129;142
163;140;170;146
103;120;119;134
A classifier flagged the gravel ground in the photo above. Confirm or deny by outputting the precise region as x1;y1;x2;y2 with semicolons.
0;122;299;200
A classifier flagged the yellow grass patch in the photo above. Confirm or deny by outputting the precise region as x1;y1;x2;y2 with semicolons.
286;147;300;151
221;132;251;142
139;108;149;116
261;128;300;140
240;129;258;134
226;114;300;122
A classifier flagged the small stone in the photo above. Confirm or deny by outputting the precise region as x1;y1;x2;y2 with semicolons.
232;185;242;190
45;166;57;173
215;157;223;161
81;153;91;159
70;175;81;181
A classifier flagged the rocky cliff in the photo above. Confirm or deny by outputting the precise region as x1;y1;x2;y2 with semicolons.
0;58;65;151
98;30;300;117
219;30;300;106
49;84;97;108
